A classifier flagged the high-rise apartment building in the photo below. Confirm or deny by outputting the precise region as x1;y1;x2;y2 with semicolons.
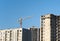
40;14;60;41
28;26;40;41
0;28;29;41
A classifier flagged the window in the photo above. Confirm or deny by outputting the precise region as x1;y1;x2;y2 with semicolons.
20;30;22;32
8;31;10;33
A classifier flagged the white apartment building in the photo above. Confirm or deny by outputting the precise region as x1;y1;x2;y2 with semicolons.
0;28;28;41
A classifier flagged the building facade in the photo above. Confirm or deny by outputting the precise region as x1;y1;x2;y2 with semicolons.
0;27;40;41
40;14;60;41
28;26;40;41
0;28;29;41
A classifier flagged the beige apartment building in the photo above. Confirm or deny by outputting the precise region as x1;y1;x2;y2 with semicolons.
40;14;60;41
0;28;28;41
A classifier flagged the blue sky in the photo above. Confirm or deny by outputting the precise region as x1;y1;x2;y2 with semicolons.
0;0;60;29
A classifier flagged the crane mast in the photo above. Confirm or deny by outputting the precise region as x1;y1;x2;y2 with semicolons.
20;18;22;28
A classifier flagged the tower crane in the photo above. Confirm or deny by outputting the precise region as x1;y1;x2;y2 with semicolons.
18;16;32;28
